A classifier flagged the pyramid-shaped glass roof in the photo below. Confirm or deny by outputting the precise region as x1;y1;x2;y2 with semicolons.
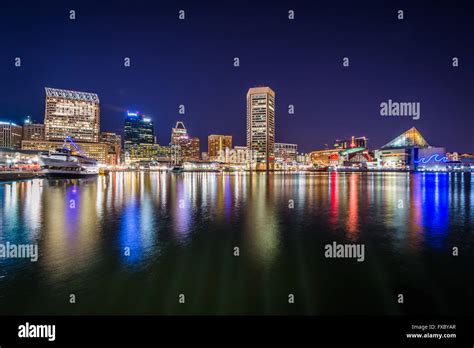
381;127;430;149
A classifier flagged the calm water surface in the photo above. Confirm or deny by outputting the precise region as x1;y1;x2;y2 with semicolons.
0;172;473;315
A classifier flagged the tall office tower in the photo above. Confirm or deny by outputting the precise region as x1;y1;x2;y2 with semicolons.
0;121;23;148
124;111;155;151
208;134;232;160
22;116;45;141
246;86;275;170
171;121;187;145
44;87;100;142
170;121;200;161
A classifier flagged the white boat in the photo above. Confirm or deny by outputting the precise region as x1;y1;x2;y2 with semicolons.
39;137;98;178
39;148;98;178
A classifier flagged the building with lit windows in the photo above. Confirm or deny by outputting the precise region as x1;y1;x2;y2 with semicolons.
44;87;100;142
21;139;109;163
246;86;275;170
275;143;298;163
123;111;156;163
308;134;369;168
100;131;122;165
212;145;250;165
334;136;367;149
208;135;232;161
125;144;173;164
0;121;23;149
374;127;446;170
181;136;200;161
297;152;311;166
124;112;155;150
170;121;200;161
310;148;343;167
22;116;45;141
171;121;187;145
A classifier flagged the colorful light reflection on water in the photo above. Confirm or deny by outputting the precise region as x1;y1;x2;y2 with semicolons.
0;172;472;315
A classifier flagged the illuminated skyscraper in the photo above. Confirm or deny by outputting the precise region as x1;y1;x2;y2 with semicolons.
44;87;100;142
124;111;155;151
170;121;200;161
171;121;187;145
208;134;232;161
246;86;275;170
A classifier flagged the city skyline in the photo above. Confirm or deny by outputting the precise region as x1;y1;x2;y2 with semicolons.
1;84;473;169
0;0;472;153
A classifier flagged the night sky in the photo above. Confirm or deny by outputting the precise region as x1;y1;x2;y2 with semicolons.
1;0;473;153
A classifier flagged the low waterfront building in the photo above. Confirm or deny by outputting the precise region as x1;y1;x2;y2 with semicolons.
0;147;40;166
21;139;109;163
310;133;369;169
374;127;447;170
275;143;298;164
334;136;367;150
296;152;310;166
309;146;369;169
309;148;341;167
208;135;232;161
22;117;45;141
126;144;173;164
0;121;23;149
233;146;249;163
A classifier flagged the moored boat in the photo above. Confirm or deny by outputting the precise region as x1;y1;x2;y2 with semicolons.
169;165;185;173
39;136;98;179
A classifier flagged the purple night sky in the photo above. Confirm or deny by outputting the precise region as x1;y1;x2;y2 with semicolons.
1;0;473;153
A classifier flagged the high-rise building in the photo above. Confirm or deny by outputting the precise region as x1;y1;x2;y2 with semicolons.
100;131;122;165
171;121;187;145
208;134;232;161
124;111;155;151
170;121;199;161
44;87;100;142
0;121;22;149
22;116;45;141
246;86;275;170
